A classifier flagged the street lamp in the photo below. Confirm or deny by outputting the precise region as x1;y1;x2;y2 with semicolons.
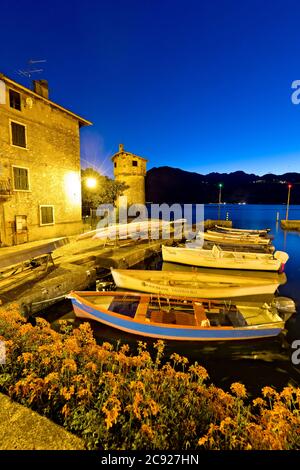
218;183;223;221
85;177;97;189
285;183;292;221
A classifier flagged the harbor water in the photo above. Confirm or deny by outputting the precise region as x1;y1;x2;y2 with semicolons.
44;204;300;396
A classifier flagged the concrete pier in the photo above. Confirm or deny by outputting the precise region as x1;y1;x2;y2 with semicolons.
0;236;166;315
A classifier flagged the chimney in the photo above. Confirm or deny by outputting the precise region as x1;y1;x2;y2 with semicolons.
119;143;124;153
33;79;49;99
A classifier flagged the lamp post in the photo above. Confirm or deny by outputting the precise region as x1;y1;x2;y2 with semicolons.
218;183;223;221
285;183;292;221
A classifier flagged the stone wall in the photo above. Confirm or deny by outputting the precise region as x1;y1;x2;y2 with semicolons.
113;148;147;207
0;79;84;245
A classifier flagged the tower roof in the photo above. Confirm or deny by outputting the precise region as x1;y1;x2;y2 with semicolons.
111;144;148;162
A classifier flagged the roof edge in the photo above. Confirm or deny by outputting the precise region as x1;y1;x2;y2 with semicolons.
111;152;148;162
0;73;92;127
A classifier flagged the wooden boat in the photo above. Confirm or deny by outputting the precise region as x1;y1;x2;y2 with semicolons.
215;225;270;234
162;245;289;272
110;268;282;298
198;231;271;246
202;240;275;254
207;229;268;239
67;291;286;341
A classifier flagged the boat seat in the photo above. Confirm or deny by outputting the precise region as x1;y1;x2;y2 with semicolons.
175;311;196;326
194;303;210;327
150;310;176;324
134;297;150;321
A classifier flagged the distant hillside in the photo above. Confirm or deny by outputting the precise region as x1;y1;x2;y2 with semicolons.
145;167;300;204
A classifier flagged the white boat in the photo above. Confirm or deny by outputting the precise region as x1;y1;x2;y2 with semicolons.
110;268;282;298
215;225;270;234
198;231;271;246
207;229;263;239
162;245;289;272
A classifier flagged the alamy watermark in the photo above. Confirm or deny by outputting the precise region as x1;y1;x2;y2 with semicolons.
0;80;5;105
0;341;6;365
291;80;300;104
291;340;300;365
92;196;205;244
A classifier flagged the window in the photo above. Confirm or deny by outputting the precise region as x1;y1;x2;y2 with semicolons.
11;121;26;148
114;162;117;168
13;167;29;191
9;90;21;110
132;160;138;167
40;205;54;225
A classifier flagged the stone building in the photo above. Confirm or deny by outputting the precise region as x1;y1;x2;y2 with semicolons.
111;144;147;207
0;73;91;246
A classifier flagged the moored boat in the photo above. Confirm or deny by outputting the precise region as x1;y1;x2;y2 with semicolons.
215;225;270;234
162;245;289;272
207;229;270;239
67;291;287;341
198;231;271;245
110;268;282;298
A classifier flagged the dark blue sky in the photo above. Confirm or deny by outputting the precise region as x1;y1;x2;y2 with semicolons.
1;0;300;176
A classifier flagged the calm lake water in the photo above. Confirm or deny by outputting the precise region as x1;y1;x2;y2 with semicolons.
45;204;300;396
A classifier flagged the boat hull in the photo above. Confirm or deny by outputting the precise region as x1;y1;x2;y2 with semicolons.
70;296;283;341
199;232;270;245
162;246;282;271
111;269;279;298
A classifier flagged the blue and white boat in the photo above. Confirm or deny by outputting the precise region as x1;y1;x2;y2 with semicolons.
67;291;286;341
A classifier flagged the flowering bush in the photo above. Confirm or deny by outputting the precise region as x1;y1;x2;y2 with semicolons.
0;304;299;450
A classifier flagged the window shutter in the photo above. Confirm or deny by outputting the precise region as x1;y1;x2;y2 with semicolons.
11;122;26;147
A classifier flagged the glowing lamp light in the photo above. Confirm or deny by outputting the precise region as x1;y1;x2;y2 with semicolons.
85;177;97;189
288;184;292;189
219;183;223;188
65;172;81;205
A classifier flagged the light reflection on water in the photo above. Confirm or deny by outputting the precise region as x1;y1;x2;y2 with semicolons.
45;204;300;395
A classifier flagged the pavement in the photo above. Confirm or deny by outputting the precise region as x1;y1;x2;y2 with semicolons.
0;393;85;450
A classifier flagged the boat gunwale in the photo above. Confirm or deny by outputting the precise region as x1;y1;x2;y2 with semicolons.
68;291;283;332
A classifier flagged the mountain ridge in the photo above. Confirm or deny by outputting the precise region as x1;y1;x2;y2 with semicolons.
145;167;300;204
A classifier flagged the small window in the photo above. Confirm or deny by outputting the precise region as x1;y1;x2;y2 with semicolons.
13;167;29;191
132;160;138;167
9;90;21;110
40;206;54;225
11;121;26;148
114;162;117;168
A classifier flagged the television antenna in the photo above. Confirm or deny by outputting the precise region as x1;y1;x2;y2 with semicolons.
17;59;47;78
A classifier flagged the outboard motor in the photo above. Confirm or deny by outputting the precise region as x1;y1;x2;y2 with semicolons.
274;251;289;273
273;296;297;321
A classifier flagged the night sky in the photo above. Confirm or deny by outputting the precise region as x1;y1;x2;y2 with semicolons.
1;0;300;176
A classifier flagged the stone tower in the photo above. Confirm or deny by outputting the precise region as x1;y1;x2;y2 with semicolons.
112;144;147;206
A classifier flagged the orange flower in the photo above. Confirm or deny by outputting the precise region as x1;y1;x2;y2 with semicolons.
17;352;34;364
189;363;209;381
230;382;247;399
60;385;75;400
253;397;267;408
102;396;121;429
262;386;278;398
147;398;160;416
141;424;155;440
85;361;97;373
61;358;77;373
219;417;235;434
198;435;208;446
